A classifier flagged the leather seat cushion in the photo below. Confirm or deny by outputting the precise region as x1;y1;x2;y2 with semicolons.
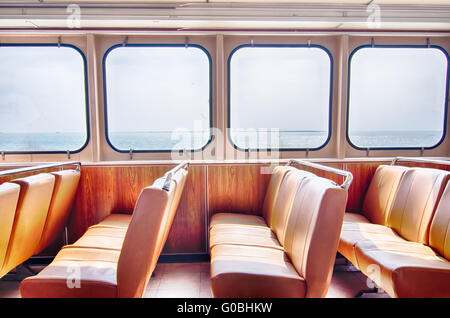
92;213;132;229
209;226;283;250
355;240;450;298
343;212;371;224
20;247;120;298
70;227;127;251
338;221;404;268
210;244;305;298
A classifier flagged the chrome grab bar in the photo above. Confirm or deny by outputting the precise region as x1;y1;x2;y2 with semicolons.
286;159;353;190
391;156;450;166
162;161;190;191
0;161;81;178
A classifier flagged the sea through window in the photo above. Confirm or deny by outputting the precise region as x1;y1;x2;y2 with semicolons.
228;45;332;151
104;44;212;152
0;44;89;153
347;46;448;149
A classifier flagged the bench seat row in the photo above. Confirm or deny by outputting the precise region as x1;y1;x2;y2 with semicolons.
209;166;349;298
339;165;450;298
0;170;80;278
19;165;188;298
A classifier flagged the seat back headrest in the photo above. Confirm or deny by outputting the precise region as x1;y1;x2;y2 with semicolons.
362;165;408;225
284;176;347;298
388;167;450;244
37;170;81;254
3;173;55;276
429;182;450;261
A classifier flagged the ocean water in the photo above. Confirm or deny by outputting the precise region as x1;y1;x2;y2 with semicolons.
0;130;443;152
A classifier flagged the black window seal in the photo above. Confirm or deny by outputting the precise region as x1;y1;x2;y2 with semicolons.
346;44;449;151
227;43;334;152
102;43;213;154
0;43;90;155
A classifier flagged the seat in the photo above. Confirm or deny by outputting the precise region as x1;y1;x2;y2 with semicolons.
209;168;315;251
339;165;408;266
209;166;295;233
210;244;306;298
1;174;55;277
354;180;450;298
36;170;81;254
0;183;21;278
210;173;348;298
20;165;189;298
71;169;188;252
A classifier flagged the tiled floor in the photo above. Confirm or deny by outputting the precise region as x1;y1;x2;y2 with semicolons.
0;262;388;298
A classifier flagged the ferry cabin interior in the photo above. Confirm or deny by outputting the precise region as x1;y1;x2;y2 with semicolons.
0;0;449;300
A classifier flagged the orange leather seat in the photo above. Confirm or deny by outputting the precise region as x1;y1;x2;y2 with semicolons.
92;213;132;230
210;244;306;298
354;180;450;298
36;170;81;254
20;166;188;298
1;174;55;277
0;183;21;278
209;168;314;251
339;165;408;265
210;172;348;298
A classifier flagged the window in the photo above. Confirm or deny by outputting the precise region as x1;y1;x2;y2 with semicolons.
228;45;332;151
0;44;89;153
347;46;448;149
104;44;212;152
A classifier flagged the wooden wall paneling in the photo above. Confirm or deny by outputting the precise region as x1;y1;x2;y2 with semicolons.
207;164;272;218
163;165;207;254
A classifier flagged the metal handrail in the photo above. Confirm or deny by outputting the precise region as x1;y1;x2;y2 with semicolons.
391;156;450;166
162;161;190;191
286;159;353;190
0;161;81;178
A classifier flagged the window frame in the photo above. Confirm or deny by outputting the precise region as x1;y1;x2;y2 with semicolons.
102;43;213;154
346;44;450;151
0;43;90;155
227;43;334;152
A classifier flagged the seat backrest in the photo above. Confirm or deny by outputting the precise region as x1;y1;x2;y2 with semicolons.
387;167;450;244
361;165;408;225
155;169;188;256
270;169;315;246
429;182;450;261
262;166;295;224
36;170;81;254
116;168;187;298
284;176;348;298
2;173;55;275
0;183;20;278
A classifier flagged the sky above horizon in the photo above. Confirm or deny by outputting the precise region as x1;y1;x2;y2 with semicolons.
0;45;447;138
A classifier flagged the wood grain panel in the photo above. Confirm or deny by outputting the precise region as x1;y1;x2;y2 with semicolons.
163;165;207;254
207;164;272;217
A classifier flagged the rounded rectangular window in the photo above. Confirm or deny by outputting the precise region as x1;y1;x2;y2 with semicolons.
347;46;448;149
104;44;212;152
228;45;332;151
0;45;89;153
